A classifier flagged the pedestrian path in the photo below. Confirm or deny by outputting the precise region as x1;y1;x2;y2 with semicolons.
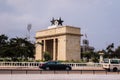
0;74;120;80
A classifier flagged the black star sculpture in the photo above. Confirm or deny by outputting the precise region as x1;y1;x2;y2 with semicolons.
50;17;64;26
58;17;64;25
50;17;55;25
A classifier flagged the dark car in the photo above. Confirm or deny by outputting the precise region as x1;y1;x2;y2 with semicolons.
39;61;72;70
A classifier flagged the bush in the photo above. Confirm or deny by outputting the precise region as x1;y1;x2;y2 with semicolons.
43;51;52;61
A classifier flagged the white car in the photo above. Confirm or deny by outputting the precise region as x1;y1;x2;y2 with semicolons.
103;59;120;72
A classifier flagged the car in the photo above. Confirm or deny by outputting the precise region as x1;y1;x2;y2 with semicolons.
39;61;72;70
103;59;120;72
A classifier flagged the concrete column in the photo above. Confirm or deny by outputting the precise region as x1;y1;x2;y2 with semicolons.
53;39;56;60
39;40;43;60
35;40;43;60
99;52;104;63
43;40;46;52
42;40;46;61
41;40;44;60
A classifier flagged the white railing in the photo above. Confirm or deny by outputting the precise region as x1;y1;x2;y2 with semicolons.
63;63;103;70
0;62;103;69
0;62;41;68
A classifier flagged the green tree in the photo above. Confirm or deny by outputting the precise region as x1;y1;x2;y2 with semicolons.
82;51;92;62
92;51;99;63
114;46;120;58
43;51;51;61
9;37;35;61
82;51;99;62
0;34;35;61
0;34;8;46
0;34;9;58
36;42;43;46
106;43;115;58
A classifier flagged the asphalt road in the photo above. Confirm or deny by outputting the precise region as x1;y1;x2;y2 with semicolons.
1;74;120;80
0;69;119;74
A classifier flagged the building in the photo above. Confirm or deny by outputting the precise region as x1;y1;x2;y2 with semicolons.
81;39;94;53
35;18;82;61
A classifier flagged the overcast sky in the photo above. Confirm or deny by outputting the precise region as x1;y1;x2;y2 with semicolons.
0;0;120;50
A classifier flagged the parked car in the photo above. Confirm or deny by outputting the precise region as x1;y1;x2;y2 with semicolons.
102;59;120;72
39;61;72;70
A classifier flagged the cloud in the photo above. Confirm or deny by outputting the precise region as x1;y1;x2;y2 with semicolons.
0;0;120;49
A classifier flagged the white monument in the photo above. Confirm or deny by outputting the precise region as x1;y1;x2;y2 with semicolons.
99;52;104;63
35;18;82;61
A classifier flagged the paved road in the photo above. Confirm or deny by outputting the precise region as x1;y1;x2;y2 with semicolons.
0;69;119;74
0;74;120;80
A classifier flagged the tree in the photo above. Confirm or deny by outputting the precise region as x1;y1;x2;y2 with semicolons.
0;34;9;58
9;37;35;61
0;34;8;46
82;51;92;62
114;46;120;58
82;51;99;62
92;51;99;63
0;34;35;61
106;43;114;58
36;42;43;46
43;51;51;61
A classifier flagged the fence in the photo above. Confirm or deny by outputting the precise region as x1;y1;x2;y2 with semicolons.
0;62;102;69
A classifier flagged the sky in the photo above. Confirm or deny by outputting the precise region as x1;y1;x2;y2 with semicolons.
0;0;120;50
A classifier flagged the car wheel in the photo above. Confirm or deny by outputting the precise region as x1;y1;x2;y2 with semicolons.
66;67;71;70
45;67;50;70
113;67;117;72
